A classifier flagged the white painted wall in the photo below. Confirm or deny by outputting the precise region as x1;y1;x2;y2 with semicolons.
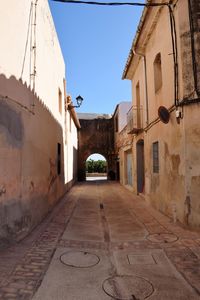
118;102;132;132
0;0;79;241
0;0;65;122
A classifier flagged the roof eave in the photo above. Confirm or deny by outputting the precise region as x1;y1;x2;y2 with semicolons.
122;3;150;80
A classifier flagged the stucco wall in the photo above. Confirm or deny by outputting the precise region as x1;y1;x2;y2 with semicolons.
178;0;200;98
64;110;79;184
183;105;200;226
118;102;132;132
114;106;133;188
132;5;174;122
123;0;200;228
0;76;66;241
0;0;78;242
0;0;65;120
142;4;189;223
143;116;185;222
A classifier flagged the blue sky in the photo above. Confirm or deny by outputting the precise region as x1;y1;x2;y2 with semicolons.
49;0;144;114
87;153;106;161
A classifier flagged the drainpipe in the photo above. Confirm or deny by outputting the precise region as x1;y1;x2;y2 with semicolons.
133;49;149;125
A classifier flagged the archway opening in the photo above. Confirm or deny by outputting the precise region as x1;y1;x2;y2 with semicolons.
86;153;107;181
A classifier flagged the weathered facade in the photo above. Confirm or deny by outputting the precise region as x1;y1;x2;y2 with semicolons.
113;102;133;185
0;0;79;243
122;0;200;227
77;113;116;181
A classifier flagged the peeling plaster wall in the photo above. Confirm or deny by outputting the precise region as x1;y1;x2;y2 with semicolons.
177;0;200;226
183;105;200;226
0;0;78;243
131;5;184;219
0;81;65;242
143;116;185;223
191;0;200;95
124;0;200;228
0;80;78;243
178;0;199;98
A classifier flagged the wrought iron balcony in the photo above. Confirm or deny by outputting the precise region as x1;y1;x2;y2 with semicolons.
127;106;143;134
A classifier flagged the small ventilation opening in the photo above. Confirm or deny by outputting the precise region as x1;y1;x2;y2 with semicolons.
100;203;104;209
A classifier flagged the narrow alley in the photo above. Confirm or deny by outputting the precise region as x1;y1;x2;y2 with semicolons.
0;181;200;299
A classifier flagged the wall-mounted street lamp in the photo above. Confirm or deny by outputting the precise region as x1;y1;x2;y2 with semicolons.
68;95;83;109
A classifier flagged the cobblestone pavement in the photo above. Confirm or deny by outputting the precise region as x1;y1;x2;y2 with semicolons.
0;181;200;299
0;187;78;300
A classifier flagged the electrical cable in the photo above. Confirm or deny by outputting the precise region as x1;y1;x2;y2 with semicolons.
52;0;169;7
173;0;180;8
30;0;38;110
52;0;181;109
21;2;33;79
0;95;35;115
179;97;200;106
168;5;179;106
172;8;179;106
29;1;34;89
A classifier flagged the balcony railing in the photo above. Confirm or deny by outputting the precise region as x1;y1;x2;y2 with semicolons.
127;106;143;134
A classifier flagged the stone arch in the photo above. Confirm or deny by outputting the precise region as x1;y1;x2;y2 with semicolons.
85;153;107;179
77;116;116;181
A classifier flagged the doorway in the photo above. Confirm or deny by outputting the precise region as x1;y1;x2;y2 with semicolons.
126;150;133;186
136;139;144;193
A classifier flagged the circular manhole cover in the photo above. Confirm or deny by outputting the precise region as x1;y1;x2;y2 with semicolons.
102;275;154;300
60;250;100;268
147;233;178;243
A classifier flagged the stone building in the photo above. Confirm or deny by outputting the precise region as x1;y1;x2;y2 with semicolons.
77;113;115;181
0;0;80;243
122;0;200;227
113;102;132;185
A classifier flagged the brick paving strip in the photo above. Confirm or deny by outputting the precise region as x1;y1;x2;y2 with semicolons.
0;188;79;300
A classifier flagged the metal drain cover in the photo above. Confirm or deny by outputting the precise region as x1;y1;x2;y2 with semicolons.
102;275;154;300
60;251;100;268
147;233;178;243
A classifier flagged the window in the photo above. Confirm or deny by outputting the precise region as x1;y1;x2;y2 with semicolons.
58;88;62;114
57;143;61;175
153;53;162;93
153;142;159;173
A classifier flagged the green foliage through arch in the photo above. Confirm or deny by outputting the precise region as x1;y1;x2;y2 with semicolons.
86;159;107;174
